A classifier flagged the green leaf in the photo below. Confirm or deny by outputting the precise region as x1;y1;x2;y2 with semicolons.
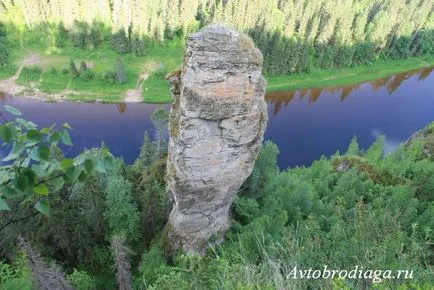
0;198;10;211
53;178;65;192
4;105;22;116
84;159;95;173
62;122;73;130
95;160;107;174
38;145;50;161
65;166;81;183
16;118;36;129
60;159;74;170
0;125;13;143
2;141;26;162
34;184;49;196
41;127;51;134
0;186;17;198
31;164;46;177
14;175;29;192
27;129;42;142
60;130;72;146
49;132;61;143
34;200;50;216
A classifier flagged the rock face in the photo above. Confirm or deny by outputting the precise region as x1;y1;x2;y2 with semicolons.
165;24;268;255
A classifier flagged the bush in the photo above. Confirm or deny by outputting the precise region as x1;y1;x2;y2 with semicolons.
19;66;42;82
80;69;94;81
103;71;117;84
61;68;69;75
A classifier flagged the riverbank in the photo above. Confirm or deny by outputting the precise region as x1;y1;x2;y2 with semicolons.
0;43;433;104
266;55;434;92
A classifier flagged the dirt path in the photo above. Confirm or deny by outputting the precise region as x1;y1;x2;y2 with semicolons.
123;61;163;103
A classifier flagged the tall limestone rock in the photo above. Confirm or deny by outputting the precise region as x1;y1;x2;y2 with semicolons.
165;24;268;255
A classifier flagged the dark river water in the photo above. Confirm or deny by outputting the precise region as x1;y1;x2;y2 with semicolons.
1;66;433;169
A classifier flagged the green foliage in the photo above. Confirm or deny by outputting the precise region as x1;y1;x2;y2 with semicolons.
131;33;148;56
55;22;68;48
103;71;117;84
115;58;127;84
111;29;131;54
79;61;87;73
67;269;97;290
0;23;9;68
80;69;94;81
137;246;170;287
0;111;433;289
104;174;140;242
0;255;32;290
18;66;42;83
69;59;80;79
0;105;113;215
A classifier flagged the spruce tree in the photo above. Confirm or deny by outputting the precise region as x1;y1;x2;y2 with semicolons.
69;59;80;79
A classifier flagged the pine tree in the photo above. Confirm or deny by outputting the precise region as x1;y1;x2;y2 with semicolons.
69;59;80;79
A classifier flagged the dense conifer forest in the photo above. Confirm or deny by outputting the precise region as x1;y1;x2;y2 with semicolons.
0;1;434;289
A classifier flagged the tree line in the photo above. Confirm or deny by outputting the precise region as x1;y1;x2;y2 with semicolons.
0;1;433;74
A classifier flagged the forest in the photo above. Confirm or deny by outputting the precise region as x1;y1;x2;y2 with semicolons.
0;0;433;102
0;1;433;289
0;105;433;289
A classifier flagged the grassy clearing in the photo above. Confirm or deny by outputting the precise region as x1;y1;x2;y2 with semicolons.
1;38;433;103
1;38;184;103
266;55;434;92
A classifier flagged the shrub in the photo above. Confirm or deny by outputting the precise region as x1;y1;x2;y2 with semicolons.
80;69;94;81
61;68;69;75
103;71;117;84
19;66;42;82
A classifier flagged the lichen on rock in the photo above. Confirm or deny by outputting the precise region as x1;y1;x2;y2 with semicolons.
165;24;268;255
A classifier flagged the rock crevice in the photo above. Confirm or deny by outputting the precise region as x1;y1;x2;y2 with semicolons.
165;24;268;255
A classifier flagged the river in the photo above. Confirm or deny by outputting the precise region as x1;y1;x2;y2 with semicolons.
1;66;433;169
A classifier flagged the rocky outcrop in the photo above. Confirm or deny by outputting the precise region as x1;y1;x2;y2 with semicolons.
165;24;268;255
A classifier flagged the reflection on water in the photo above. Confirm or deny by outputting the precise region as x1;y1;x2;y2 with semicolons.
1;65;434;168
266;66;434;116
117;102;127;114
